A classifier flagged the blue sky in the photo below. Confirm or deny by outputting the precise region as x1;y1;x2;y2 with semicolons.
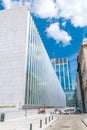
0;0;87;88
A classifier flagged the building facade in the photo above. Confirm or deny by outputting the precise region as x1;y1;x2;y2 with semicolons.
0;7;66;109
51;58;74;106
76;72;83;112
77;42;87;112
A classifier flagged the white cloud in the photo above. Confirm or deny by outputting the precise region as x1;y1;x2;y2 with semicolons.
3;0;87;46
2;0;30;9
56;0;87;27
2;0;87;27
46;23;71;46
2;0;57;18
2;0;12;8
62;21;67;27
83;38;87;43
30;0;57;18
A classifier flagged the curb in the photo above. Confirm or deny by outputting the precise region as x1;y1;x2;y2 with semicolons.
43;116;58;130
82;119;87;127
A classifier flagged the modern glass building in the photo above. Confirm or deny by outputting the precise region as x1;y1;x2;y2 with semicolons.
0;7;66;109
51;58;74;105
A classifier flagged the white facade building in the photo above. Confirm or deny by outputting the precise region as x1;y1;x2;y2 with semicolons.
0;7;66;109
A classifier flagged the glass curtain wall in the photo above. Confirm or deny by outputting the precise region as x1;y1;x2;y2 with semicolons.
25;12;66;106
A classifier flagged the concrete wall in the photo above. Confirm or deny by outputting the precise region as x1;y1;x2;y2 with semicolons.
0;7;28;108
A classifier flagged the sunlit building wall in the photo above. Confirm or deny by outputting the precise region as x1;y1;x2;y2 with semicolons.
77;42;87;112
0;7;66;109
76;72;83;112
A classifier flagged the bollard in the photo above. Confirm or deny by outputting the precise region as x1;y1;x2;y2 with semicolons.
40;119;42;128
30;123;32;130
45;117;47;125
49;116;50;122
25;109;27;117
52;115;53;120
0;113;5;122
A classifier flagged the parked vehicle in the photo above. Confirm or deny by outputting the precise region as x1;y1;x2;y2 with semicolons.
54;108;62;114
55;110;62;114
38;108;46;114
63;108;75;114
74;108;81;114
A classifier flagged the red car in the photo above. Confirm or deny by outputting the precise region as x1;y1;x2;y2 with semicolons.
38;109;45;114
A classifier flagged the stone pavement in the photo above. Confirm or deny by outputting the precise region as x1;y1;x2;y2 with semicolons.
46;114;87;130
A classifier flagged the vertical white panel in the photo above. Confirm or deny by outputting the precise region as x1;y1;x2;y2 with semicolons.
0;7;28;108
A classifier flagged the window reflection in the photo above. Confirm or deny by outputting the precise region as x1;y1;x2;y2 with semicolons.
25;14;66;107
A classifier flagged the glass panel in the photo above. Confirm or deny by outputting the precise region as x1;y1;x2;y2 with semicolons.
25;14;66;107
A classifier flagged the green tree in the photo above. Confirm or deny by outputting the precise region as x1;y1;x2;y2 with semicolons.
67;92;77;107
